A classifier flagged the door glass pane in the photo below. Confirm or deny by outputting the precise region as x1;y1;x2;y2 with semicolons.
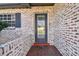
37;15;45;39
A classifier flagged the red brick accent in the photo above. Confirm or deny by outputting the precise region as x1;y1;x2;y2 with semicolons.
32;43;49;46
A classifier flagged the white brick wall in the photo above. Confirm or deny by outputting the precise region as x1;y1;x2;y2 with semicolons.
52;3;79;56
0;6;54;45
0;34;34;56
0;6;54;56
1;4;79;56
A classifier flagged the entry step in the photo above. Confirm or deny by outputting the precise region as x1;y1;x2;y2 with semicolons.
33;43;49;46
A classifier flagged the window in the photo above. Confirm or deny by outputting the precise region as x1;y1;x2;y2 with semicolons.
0;13;21;29
0;14;15;28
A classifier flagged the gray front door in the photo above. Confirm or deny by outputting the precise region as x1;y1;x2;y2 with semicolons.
35;14;47;44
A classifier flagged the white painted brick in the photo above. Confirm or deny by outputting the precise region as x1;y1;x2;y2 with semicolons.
52;3;79;56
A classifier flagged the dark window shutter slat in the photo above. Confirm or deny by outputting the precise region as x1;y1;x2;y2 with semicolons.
15;13;21;28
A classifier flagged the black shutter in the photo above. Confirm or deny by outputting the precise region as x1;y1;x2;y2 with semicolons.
15;13;21;28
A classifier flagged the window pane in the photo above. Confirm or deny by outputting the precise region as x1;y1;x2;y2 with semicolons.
8;15;11;17
11;23;15;26
8;17;11;20
37;15;45;20
37;15;46;39
8;21;11;23
0;17;2;20
11;21;15;23
4;15;7;17
0;15;2;17
0;15;3;21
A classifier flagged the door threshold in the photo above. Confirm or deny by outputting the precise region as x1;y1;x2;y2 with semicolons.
32;43;49;46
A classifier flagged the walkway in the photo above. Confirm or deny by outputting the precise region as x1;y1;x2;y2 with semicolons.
27;45;62;56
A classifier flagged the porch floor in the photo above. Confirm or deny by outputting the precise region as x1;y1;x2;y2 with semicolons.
26;45;62;56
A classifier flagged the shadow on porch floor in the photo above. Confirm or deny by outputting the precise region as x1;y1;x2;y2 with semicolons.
26;45;62;56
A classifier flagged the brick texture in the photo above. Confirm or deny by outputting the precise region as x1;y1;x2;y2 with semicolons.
0;6;54;56
52;3;79;56
0;34;34;56
0;6;54;45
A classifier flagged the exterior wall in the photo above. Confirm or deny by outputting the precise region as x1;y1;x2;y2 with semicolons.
0;6;54;56
52;3;79;56
1;3;79;56
0;35;34;56
0;6;54;45
49;4;65;45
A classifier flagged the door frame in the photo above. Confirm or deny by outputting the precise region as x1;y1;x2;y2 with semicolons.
35;13;48;43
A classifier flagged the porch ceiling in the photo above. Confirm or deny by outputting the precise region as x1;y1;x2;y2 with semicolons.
0;3;55;9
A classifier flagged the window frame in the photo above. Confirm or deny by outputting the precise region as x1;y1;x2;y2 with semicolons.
0;13;16;30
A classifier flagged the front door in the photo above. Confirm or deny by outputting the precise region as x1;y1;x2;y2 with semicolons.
35;14;47;44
